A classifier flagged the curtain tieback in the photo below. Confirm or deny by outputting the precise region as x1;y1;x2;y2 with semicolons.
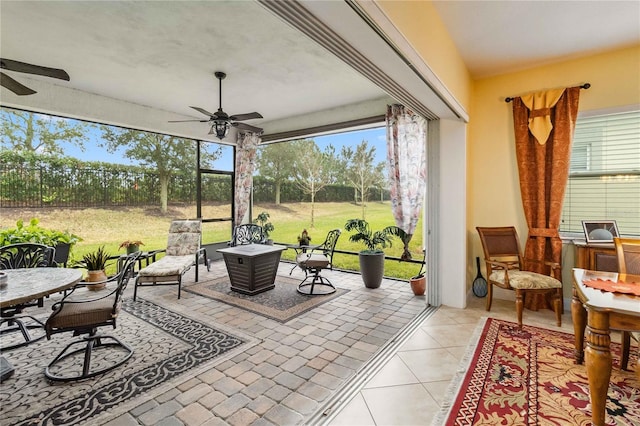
529;108;551;118
528;228;559;238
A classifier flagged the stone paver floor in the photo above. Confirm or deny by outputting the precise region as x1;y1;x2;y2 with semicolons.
96;259;428;426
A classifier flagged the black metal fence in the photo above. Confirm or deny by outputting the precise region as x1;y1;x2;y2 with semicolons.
1;159;388;208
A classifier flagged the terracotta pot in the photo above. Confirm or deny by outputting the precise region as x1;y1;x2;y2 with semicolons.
409;275;426;296
86;269;107;291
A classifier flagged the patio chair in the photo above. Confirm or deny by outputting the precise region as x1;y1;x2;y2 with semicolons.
296;229;341;295
0;243;55;350
230;224;266;246
614;237;640;371
133;219;209;301
44;253;140;381
476;226;562;328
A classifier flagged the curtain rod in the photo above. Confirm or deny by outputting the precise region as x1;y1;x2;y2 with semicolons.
504;83;590;103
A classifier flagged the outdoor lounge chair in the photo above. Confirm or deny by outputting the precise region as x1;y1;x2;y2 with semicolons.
133;219;209;301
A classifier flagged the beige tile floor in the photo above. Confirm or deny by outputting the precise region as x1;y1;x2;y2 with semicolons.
328;296;583;426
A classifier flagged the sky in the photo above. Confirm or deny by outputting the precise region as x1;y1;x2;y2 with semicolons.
28;115;388;171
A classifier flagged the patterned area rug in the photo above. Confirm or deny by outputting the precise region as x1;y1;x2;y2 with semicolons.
184;275;349;322
439;318;640;425
0;299;248;425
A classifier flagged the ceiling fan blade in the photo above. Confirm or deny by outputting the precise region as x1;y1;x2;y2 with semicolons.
232;122;263;133
0;72;37;95
0;58;69;81
168;119;210;123
229;112;263;121
190;106;215;117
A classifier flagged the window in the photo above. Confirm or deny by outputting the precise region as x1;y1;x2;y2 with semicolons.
560;109;640;236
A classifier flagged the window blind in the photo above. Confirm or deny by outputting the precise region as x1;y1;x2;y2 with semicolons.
561;110;640;236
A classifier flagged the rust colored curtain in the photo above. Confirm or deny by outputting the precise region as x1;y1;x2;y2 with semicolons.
512;86;580;281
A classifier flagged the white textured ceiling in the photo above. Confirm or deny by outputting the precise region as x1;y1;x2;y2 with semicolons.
0;1;390;141
433;0;640;78
1;0;638;142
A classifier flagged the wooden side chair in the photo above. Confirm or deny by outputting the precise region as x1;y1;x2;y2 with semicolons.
476;226;562;328
614;237;640;371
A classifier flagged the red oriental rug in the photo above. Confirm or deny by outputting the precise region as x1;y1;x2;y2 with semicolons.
439;318;639;425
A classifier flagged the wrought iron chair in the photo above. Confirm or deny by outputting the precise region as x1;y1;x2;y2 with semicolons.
133;219;209;301
296;229;341;295
614;237;640;371
230;224;266;246
0;243;55;350
476;226;562;328
44;253;140;381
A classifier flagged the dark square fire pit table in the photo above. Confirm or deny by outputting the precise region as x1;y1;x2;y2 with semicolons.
216;244;286;295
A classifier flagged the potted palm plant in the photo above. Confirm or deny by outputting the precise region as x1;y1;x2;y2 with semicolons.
344;219;406;289
79;246;111;290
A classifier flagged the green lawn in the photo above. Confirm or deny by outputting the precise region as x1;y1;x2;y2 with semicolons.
0;201;425;279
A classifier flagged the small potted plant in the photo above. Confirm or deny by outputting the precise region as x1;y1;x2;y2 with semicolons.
119;240;144;254
254;211;275;244
79;246;111;290
344;219;406;289
297;229;311;246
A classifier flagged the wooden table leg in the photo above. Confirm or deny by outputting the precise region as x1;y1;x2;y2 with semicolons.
571;287;586;364
585;309;612;426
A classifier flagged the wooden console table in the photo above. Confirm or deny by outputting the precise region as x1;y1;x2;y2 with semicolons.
574;241;618;272
217;244;286;295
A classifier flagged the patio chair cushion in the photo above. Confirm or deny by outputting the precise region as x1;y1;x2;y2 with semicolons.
489;270;562;290
138;255;194;277
46;297;115;329
296;253;330;269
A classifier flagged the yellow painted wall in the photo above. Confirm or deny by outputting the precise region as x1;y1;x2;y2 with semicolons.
468;45;640;293
377;0;472;112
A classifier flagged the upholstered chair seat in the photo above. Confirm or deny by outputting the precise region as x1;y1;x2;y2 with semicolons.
489;270;562;290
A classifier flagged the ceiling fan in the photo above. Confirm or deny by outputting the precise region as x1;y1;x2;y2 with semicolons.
170;71;263;138
0;58;70;96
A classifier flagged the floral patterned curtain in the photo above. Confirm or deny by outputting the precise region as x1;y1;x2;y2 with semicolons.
234;132;260;225
386;104;427;260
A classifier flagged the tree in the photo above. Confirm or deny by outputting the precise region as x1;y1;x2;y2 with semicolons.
0;108;89;155
100;127;220;213
340;140;381;219
293;140;338;227
255;141;301;204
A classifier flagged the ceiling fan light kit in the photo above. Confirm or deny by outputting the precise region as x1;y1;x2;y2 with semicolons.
210;119;230;138
169;71;263;139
